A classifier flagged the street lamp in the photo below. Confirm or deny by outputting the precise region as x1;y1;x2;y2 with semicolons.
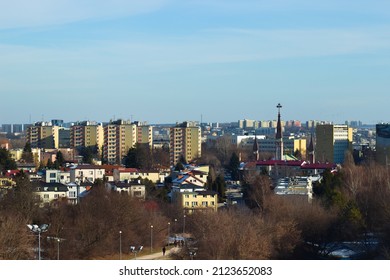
119;231;122;260
27;224;49;260
174;218;177;234
167;222;171;244
150;225;153;253
47;236;65;260
130;246;143;260
183;215;186;234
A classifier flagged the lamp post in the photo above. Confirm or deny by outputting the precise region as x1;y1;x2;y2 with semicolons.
174;218;177;234
168;222;171;243
27;224;49;260
150;225;153;253
57;238;60;260
119;230;122;260
183;215;186;234
130;246;143;260
47;236;65;260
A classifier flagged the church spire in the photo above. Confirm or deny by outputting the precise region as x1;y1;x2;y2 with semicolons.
276;103;283;140
275;103;284;160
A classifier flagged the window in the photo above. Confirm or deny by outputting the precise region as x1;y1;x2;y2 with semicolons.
192;202;198;207
44;194;49;199
202;201;208;207
54;194;59;199
185;202;189;206
50;173;56;178
69;191;76;198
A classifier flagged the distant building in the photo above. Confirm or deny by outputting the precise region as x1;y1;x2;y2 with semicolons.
315;124;353;164
1;124;12;134
27;122;60;149
59;128;71;148
70;121;104;151
12;124;23;134
103;120;153;165
376;123;390;166
170;122;201;166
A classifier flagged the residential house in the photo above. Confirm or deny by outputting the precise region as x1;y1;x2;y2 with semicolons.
33;181;68;207
106;181;146;199
70;164;105;183
113;168;169;183
177;189;218;213
45;169;71;184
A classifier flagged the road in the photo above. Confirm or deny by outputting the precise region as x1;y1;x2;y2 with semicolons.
131;247;180;260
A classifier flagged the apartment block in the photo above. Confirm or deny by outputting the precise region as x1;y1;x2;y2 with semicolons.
27;122;59;149
315;124;353;164
170;122;201;165
70;121;104;152
103;120;153;165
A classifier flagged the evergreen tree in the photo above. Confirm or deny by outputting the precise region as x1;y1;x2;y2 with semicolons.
21;142;34;163
0;148;17;172
228;152;240;180
55;151;65;167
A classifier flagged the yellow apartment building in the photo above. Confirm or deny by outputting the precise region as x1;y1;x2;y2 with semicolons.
177;190;218;213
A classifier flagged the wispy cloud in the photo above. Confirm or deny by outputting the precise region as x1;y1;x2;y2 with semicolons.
1;26;390;74
0;0;168;29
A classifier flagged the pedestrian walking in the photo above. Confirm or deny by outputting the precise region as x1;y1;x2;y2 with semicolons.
162;246;166;256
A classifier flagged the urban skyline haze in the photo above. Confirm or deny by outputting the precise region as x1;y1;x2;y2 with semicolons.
1;1;390;125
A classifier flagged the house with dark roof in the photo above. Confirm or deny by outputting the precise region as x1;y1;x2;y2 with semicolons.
33;181;69;207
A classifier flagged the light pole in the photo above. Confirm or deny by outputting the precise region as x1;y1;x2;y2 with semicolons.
130;246;143;260
167;222;171;243
27;224;49;260
57;238;60;260
183;215;187;234
47;236;65;260
150;225;153;253
119;231;122;260
174;218;177;234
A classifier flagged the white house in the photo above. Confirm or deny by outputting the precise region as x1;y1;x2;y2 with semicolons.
45;169;71;184
70;164;105;183
34;182;68;207
106;181;146;199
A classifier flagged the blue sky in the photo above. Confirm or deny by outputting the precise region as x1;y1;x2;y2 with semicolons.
1;0;390;125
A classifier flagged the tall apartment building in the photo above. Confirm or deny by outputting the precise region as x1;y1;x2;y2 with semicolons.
315;124;353;164
376;123;390;166
170;121;201;165
70;121;104;152
103;120;153;164
27;122;59;149
1;124;12;134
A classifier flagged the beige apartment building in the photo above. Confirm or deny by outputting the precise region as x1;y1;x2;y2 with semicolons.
315;124;353;164
70;121;104;152
27;122;59;149
103;120;153;164
177;190;218;213
170;121;201;166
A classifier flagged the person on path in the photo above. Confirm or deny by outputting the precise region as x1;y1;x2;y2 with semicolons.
162;246;166;256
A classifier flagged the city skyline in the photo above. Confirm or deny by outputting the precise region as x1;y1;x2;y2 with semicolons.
1;1;390;124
